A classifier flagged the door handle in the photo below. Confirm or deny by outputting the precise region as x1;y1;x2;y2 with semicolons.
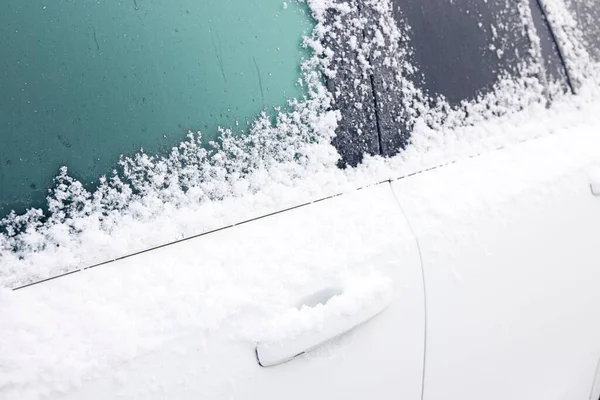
255;285;392;367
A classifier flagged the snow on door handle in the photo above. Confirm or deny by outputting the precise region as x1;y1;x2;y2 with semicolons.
255;282;393;368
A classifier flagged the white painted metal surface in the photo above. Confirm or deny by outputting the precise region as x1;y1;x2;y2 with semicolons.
391;129;600;400
14;184;425;400
5;119;600;400
590;358;600;400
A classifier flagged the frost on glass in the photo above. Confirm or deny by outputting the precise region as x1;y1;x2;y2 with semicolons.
306;0;569;159
307;0;381;166
0;0;313;218
0;17;341;288
538;0;600;87
379;0;563;129
563;0;600;61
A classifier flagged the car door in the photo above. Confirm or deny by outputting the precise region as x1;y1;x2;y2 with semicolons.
1;183;425;400
390;126;600;399
382;1;600;397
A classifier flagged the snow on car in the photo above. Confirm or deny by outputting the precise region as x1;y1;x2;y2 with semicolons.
1;0;600;399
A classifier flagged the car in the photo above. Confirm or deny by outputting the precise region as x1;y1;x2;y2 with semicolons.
1;0;600;399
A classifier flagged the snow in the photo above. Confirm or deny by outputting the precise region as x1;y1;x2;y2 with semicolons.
3;95;600;397
0;183;410;400
2;0;593;289
1;0;600;398
539;0;600;88
251;271;392;344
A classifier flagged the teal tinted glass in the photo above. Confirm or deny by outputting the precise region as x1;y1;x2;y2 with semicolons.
0;0;312;218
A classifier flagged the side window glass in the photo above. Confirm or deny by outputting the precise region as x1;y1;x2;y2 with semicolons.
529;0;572;88
368;0;570;156
391;0;533;105
0;0;311;220
563;0;600;61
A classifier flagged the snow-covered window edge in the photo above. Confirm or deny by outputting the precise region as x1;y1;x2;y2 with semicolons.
1;0;599;288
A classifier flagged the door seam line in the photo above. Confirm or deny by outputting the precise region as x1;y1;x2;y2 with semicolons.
388;181;428;400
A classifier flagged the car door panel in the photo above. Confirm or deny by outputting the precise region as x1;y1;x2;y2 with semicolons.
390;129;600;400
5;184;425;400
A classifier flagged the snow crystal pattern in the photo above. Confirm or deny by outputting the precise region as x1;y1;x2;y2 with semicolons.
1;0;599;288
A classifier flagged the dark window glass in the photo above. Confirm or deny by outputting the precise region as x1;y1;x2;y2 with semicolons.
564;0;600;61
321;5;380;167
391;0;543;104
370;0;569;156
530;0;571;87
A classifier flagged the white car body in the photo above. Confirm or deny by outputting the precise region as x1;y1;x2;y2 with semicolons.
3;0;600;399
4;112;600;400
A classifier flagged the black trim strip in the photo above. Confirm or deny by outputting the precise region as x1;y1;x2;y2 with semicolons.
370;73;384;155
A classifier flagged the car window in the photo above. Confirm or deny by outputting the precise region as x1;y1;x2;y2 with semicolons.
563;0;600;61
392;0;532;105
368;0;570;156
0;0;311;219
530;0;572;86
